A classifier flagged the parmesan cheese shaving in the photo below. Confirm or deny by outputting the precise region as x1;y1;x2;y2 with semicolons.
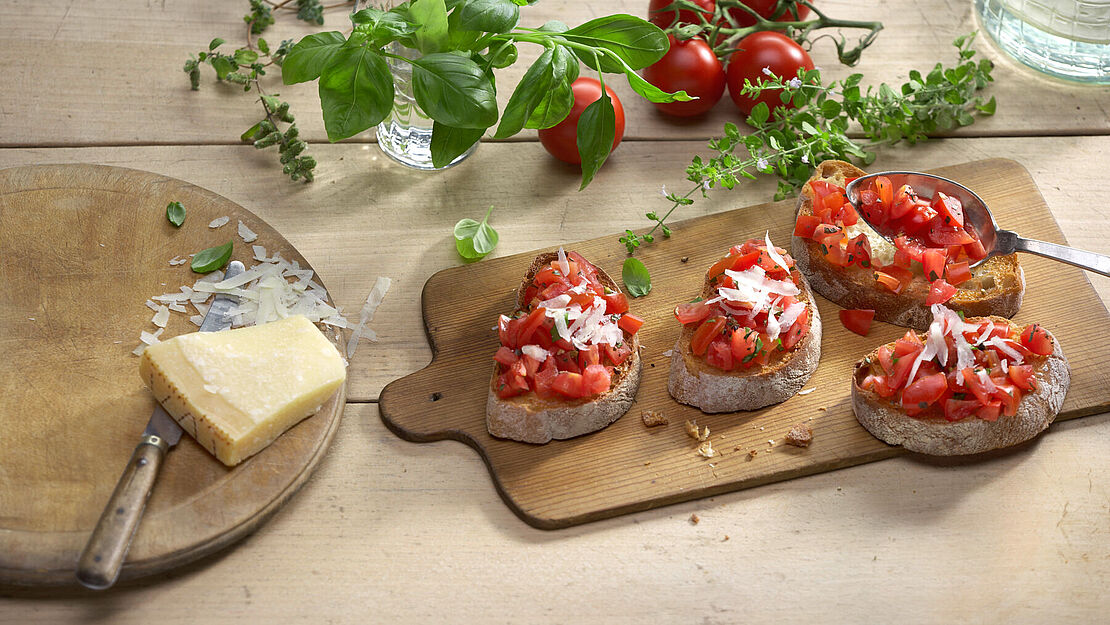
763;231;792;273
238;220;258;243
208;216;230;229
556;247;570;277
522;345;549;362
169;256;188;266
346;276;392;358
151;306;170;328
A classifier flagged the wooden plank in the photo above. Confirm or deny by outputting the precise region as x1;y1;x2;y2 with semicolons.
0;164;346;585
2;138;1107;404
2;0;1108;147
378;158;1110;528
3;401;1109;622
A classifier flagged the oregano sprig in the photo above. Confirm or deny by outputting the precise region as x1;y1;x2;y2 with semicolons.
620;33;996;254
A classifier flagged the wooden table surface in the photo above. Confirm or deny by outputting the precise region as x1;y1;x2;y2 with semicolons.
3;0;1109;622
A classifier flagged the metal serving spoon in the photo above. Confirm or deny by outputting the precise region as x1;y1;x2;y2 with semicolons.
844;171;1110;276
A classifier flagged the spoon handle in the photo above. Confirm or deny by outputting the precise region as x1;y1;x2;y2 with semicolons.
1012;235;1110;278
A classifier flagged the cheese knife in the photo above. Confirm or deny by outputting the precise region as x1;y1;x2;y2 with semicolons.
76;260;245;590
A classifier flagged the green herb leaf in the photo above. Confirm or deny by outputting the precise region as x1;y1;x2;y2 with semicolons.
191;241;233;274
495;47;557;138
623;68;693;103
576;90;616;190
282;31;346;85
563;14;668;72
409;0;450;54
457;0;520;33
454;206;499;260
523;45;578;130
318;46;394;141
234;48;259;66
430;121;483;168
209;38;225;51
411;53;498;129
211;55;235;80
622;257;651;297
165;201;186;227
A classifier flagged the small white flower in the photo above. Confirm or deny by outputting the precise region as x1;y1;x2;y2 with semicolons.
702;179;711;191
788;77;802;89
660;184;668;197
757;157;769;171
761;66;772;76
801;154;809;164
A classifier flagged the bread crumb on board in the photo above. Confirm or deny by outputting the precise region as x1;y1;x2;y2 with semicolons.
785;423;813;448
685;419;709;441
642;410;669;428
689;513;699;525
697;441;715;458
746;449;759;460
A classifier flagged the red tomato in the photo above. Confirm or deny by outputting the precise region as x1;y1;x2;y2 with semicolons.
617;313;644;335
943;398;980;422
861;374;895;399
945;261;972;286
1019;323;1054;355
932;191;965;228
901;372;948;416
581;364;612;395
648;0;715;28
874;270;903;294
601;291;629;315
577;344;601;370
643;36;726;117
533;358;560;399
706;336;735;370
888;346;921;389
604;342;633;366
839;308;875;336
794;214;821;238
493;346;518;367
847;233;872;268
876;344;895;375
538;78;625;165
873;176;893;208
781;306;809;350
725;31;814;117
922;248;947;282
724;0;811;27
691;316;726;356
925;279;958;305
1008;364;1037;391
730;327;760;363
551;372;585;399
675;300;713;325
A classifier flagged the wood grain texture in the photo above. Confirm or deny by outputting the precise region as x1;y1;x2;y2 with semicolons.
0;164;346;585
2;0;1109;148
379;158;1110;528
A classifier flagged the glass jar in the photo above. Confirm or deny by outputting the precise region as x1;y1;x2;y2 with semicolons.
975;0;1110;83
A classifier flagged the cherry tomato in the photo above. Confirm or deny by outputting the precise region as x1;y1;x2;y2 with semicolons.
538;78;625;165
839;309;875;336
643;36;726;117
724;0;812;28
648;0;715;28
725;31;814;117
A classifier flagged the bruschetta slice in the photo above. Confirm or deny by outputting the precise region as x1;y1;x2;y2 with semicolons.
668;236;822;413
852;304;1069;455
486;249;643;444
792;160;1025;329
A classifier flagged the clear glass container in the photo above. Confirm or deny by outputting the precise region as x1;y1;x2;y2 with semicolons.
975;0;1110;83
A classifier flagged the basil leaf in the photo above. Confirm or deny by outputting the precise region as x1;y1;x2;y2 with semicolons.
191;241;233;274
409;0;449;54
537;19;568;33
486;43;517;68
411;53;498;129
457;0;519;33
282;31;347;84
563;15;668;72
624;69;693;103
318;46;394;141
575;90;616;190
166;201;185;227
622;257;651;297
209;38;225;50
351;10;415;48
430;121;483;168
454;206;498;260
495;47;556;138
523;45;578;130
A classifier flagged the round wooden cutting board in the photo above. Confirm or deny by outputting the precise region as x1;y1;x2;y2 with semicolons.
0;164;346;586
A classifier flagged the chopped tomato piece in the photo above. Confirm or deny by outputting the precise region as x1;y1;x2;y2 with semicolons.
604;342;632;366
888;346;921;389
813;224;844;247
921;248;947;282
601;291;629;315
730;327;760;364
892;248;913;270
874;270;904;294
901;372;948;416
581;364;612;395
978;401;1002;422
824;241;851;267
931;191;965;228
873;175;893;208
577;344;600;369
1019;323;1054;355
876;344;895;375
495;372;526;399
861;374;896;398
1008;364;1037;391
964;236;988;261
550;372;585;399
893;236;926;263
522;354;543;378
566;251;598;280
926;279;958;305
730;250;762;273
691;317;726;356
781;307;809;351
516;306;549;347
708;254;737;279
837;202;859;226
992;381;1021;417
533;358;559;399
945;260;972;286
674;300;712;325
839;308;875;336
617;313;644;336
794;214;821;238
928;225;975;246
847;234;872;268
962;368;992;406
494;346;518;367
553;350;580;374
706;336;735;371
943;398;980;422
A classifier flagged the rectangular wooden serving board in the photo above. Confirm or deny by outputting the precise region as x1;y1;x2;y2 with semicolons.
378;158;1110;529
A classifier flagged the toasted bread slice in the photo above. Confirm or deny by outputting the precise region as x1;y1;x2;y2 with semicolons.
667;254;822;413
851;316;1069;456
792;160;1025;329
486;251;642;444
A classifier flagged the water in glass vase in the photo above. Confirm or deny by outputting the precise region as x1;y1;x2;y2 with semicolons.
975;0;1110;83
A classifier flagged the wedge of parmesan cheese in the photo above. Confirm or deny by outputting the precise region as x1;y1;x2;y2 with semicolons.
138;315;346;466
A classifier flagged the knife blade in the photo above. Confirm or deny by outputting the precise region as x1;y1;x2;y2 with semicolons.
76;260;245;590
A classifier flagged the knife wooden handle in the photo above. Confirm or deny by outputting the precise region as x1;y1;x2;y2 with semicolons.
76;434;169;590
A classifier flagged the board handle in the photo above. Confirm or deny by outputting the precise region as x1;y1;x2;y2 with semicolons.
75;435;167;590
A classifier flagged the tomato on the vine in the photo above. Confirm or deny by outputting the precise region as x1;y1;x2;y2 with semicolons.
725;31;814;117
538;77;626;165
648;0;715;28
642;35;726;117
724;0;812;28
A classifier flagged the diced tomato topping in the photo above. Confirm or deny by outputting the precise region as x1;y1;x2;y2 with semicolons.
892;248;913;270
839;308;875;336
945;261;972;286
962;368;993;406
993;381;1020;417
813;224;844;247
873;175;893;207
708;254;737;279
730;327;761;365
824;241;851;267
978;401;1002;422
943;398;980;422
964;236;988;261
522;354;543;378
794;214;821;238
691;317;727;356
674;300;712;325
554;350;580;374
731;250;762;273
847;233;872;268
601;291;628;315
706;336;735;371
604;342;632;366
1019;323;1054;355
931;191;965;228
876;344;895;375
581;364;612;396
901;372;948;416
617;313;644;336
494;346;518;367
1007;364;1037;391
874;270;904;294
550;372;585;399
922;248;947;283
888;346;921;389
515;307;549;347
533;358;559;399
928;225;975;246
781;307;809;351
495;372;525;399
861;374;896;398
893;236;926;263
926;279;958;305
577;344;600;370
